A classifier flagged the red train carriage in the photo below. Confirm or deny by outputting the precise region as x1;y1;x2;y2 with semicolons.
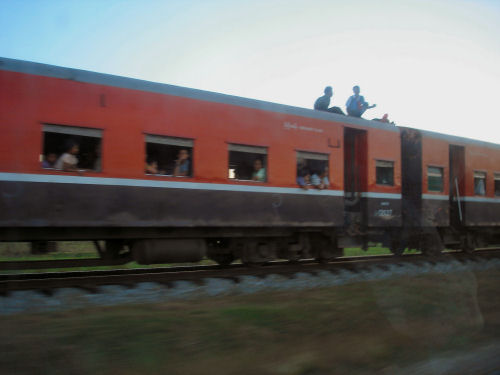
400;127;500;253
0;57;498;264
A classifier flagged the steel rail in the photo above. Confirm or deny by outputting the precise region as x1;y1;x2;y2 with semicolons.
0;256;132;271
1;249;498;294
0;246;498;272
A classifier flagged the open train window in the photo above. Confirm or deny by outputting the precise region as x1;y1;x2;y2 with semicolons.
145;135;193;177
375;160;394;186
296;151;329;186
427;166;444;192
474;171;486;196
228;144;267;182
41;124;102;171
495;173;500;197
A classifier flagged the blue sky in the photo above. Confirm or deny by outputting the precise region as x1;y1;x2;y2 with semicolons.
2;0;500;143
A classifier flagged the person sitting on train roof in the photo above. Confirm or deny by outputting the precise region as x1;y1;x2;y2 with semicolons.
314;86;345;115
311;166;330;190
346;85;376;117
252;158;266;182
41;152;57;169
54;140;81;172
145;157;159;175
173;149;190;177
297;158;310;190
373;113;395;125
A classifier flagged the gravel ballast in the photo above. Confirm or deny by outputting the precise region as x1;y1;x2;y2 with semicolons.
2;257;500;315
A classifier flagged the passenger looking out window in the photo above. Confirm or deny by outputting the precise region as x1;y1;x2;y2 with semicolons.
173;149;190;177
311;167;330;190
474;171;486;196
54;140;81;173
41;153;57;169
252;159;266;182
145;157;160;175
42;124;102;172
297;158;311;190
145;135;193;177
228;144;267;182
296;152;329;189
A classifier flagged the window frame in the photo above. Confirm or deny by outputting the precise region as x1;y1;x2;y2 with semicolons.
375;159;394;186
427;165;444;193
144;134;194;177
473;170;487;196
494;172;500;197
41;123;103;172
296;150;329;162
228;143;268;182
296;150;330;187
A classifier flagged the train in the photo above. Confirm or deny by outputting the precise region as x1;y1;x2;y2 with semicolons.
1;57;499;265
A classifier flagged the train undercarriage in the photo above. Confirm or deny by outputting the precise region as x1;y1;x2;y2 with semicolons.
2;224;498;267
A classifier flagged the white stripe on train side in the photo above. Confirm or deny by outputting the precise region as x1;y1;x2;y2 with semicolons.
3;173;499;202
462;196;500;203
360;192;402;199
0;172;343;196
422;194;449;201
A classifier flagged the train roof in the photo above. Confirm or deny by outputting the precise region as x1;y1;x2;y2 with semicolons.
401;126;500;150
1;56;499;150
0;56;397;132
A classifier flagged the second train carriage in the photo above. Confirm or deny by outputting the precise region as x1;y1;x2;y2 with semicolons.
0;57;499;264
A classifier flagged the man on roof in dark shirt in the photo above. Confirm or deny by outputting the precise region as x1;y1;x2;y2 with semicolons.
314;86;345;115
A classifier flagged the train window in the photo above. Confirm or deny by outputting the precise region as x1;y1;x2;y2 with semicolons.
427;166;444;192
474;171;486;196
375;160;394;186
495;173;500;196
296;151;329;186
41;124;102;171
228;144;267;182
145;135;193;177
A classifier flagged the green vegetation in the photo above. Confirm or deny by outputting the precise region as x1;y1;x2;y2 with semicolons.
0;241;97;260
0;241;418;259
0;241;418;274
0;270;498;374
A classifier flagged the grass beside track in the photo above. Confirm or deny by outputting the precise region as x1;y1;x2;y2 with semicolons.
0;270;499;374
0;241;416;273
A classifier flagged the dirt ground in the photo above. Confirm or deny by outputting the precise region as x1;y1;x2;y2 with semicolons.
0;269;499;375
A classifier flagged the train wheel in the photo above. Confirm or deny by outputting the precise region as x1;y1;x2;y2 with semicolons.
207;239;235;266
311;234;341;262
240;240;276;265
211;253;235;266
390;241;405;256
389;236;407;256
103;240;125;259
421;231;444;256
30;241;57;254
461;233;476;254
93;240;128;260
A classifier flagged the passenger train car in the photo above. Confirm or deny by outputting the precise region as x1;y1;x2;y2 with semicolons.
0;57;499;264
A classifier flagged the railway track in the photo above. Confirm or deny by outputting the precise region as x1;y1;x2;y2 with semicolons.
1;246;498;272
1;249;499;294
0;256;132;271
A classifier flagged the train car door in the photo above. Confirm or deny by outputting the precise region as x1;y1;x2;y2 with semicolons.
400;128;422;227
449;145;465;227
343;128;367;224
